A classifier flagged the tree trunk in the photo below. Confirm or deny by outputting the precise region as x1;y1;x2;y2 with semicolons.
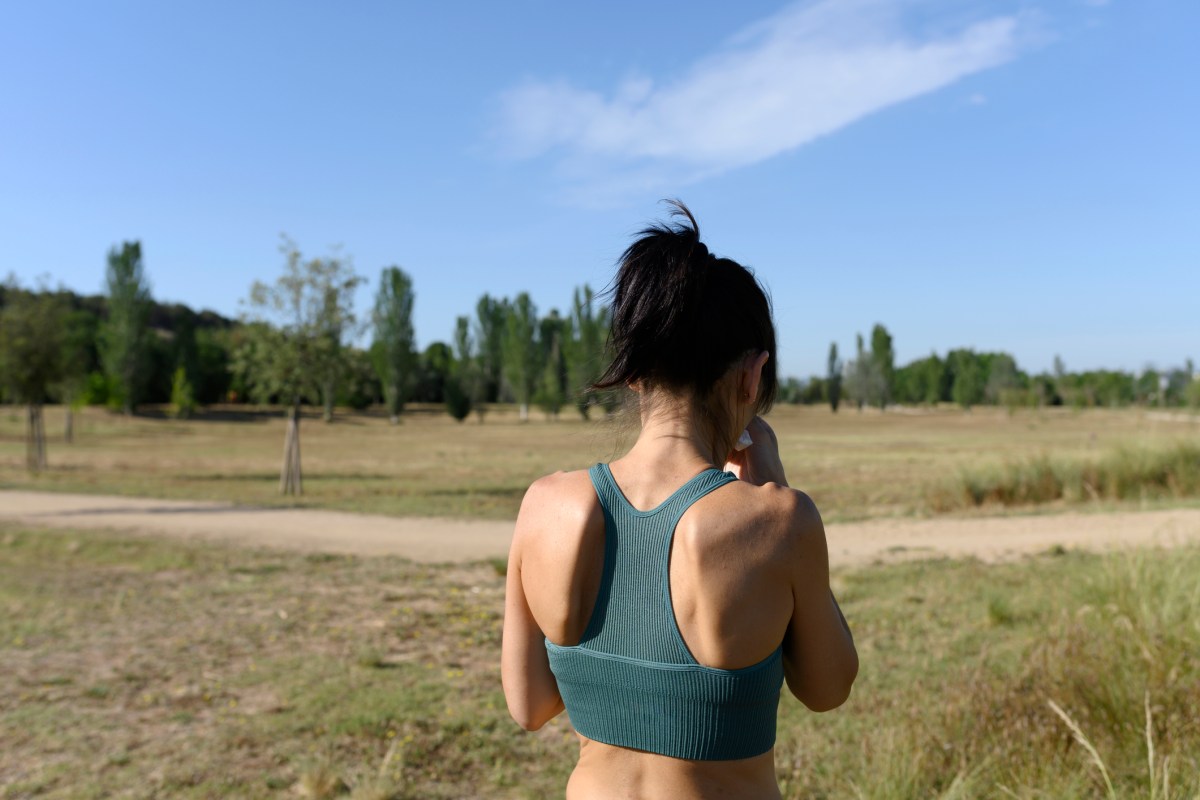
64;405;74;444
519;402;529;422
26;404;47;473
279;402;303;495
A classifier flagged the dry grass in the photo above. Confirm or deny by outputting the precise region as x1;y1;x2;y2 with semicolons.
3;523;1198;798
928;443;1200;512
2;404;1198;521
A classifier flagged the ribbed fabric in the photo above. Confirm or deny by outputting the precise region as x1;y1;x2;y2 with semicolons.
545;463;784;761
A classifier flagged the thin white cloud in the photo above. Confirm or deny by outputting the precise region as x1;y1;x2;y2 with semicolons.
493;0;1032;200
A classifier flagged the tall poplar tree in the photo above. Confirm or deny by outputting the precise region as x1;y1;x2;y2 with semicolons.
566;284;610;419
100;241;152;415
371;266;417;423
870;323;894;410
535;309;569;418
474;294;508;405
827;342;842;413
502;292;539;421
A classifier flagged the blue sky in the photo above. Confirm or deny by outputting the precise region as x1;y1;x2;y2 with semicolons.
1;0;1196;378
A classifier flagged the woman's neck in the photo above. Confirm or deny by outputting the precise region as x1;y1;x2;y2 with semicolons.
627;396;722;471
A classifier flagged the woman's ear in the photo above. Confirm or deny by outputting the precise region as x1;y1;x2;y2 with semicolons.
742;351;770;403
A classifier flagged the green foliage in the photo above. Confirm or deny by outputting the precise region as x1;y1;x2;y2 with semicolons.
845;332;885;410
827;341;842;412
452;315;488;421
870;323;894;408
777;377;804;404
59;309;98;406
237;237;364;413
80;371;112;405
474;294;509;404
566;285;611;419
0;283;67;404
193;328;233;404
502;293;539;419
948;348;985;410
895;354;948;405
334;347;380;411
443;374;472;421
370;266;416;420
412;342;454;403
99;241;153;414
169;367;196;419
535;310;568;418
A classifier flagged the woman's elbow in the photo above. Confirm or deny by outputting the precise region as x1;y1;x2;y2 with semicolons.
505;693;563;731
789;651;859;712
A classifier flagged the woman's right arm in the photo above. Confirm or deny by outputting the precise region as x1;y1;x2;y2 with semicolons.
780;492;858;712
500;479;566;731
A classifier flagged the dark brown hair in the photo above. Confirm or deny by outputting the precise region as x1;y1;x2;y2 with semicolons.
594;201;777;455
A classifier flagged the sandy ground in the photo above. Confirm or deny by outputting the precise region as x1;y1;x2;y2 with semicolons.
2;489;1200;567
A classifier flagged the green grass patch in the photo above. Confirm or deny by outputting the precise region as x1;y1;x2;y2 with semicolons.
2;522;1197;798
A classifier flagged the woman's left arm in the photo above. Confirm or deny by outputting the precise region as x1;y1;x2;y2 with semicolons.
500;485;565;731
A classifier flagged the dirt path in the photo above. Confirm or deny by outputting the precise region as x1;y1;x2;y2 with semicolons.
3;489;1199;566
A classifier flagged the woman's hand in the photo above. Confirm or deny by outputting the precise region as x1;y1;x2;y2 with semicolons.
723;416;789;487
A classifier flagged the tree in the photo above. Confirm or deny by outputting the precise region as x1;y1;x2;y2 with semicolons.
948;349;985;410
449;315;482;421
336;347;382;410
985;353;1022;408
170;366;196;419
566;285;610;419
1135;368;1160;406
59;309;97;442
827;342;842;413
413;342;455;402
869;324;895;410
371;266;417;423
845;333;883;411
502;293;539;421
535;309;568;418
306;244;365;423
474;294;509;406
237;238;363;495
100;241;152;415
0;283;67;471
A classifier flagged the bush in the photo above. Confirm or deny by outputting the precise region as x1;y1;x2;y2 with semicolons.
170;367;196;419
81;371;111;406
444;375;471;422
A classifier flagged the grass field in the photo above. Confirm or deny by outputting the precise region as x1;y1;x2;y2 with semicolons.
2;523;1197;799
2;404;1198;521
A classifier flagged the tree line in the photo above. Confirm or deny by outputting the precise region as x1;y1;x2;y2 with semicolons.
0;238;615;482
3;243;1198;479
787;323;1200;413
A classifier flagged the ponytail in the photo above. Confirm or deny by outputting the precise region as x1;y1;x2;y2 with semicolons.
595;201;778;419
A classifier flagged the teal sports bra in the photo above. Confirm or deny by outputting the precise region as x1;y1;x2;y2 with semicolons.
545;463;784;761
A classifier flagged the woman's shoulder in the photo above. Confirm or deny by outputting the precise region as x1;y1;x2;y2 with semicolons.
700;479;825;556
513;468;603;551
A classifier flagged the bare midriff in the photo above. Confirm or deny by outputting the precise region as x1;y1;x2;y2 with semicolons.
566;735;782;800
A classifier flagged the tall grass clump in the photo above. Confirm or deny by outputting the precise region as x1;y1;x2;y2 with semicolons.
939;550;1199;797
785;548;1200;799
927;442;1200;511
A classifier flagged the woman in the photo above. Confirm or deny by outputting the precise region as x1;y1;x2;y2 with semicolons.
501;202;858;799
